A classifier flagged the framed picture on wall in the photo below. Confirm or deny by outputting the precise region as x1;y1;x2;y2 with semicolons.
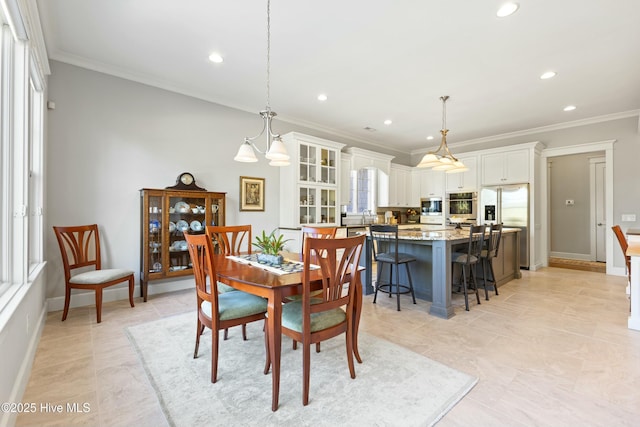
240;176;265;211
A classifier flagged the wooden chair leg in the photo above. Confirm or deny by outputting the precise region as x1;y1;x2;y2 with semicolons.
95;288;103;323
264;319;271;374
212;329;219;383
62;286;71;321
302;342;311;406
316;342;321;353
293;340;297;350
194;321;204;358
242;323;247;341
128;276;135;307
224;328;229;340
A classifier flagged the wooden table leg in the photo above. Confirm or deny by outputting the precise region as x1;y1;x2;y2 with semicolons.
268;290;283;411
353;271;363;363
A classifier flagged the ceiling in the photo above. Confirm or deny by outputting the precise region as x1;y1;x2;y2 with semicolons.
36;0;640;155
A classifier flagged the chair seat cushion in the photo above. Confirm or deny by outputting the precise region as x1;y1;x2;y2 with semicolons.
281;300;346;333
70;268;133;285
376;252;416;264
217;281;238;293
201;291;267;321
451;252;478;264
284;289;323;302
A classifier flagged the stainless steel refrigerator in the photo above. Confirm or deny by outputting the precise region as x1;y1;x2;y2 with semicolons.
480;184;529;269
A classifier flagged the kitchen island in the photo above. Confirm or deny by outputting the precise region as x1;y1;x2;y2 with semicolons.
362;225;521;318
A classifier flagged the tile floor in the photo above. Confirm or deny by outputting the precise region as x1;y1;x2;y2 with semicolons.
15;267;640;426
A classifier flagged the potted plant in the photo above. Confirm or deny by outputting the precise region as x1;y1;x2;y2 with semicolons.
407;208;419;223
253;229;290;265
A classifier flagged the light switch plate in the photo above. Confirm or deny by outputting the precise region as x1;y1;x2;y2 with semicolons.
621;214;636;222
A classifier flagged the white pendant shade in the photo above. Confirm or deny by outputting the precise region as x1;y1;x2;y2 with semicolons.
234;143;259;162
265;138;290;161
432;163;456;171
417;153;440;168
268;159;290;166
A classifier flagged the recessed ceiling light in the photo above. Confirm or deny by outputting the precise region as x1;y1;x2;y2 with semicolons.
317;94;328;101
208;52;224;63
563;105;577;111
540;71;557;80
497;2;519;17
426;135;434;140
384;119;392;126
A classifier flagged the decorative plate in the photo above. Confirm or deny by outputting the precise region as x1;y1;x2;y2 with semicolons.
174;201;190;213
168;222;176;232
176;220;189;232
190;220;203;231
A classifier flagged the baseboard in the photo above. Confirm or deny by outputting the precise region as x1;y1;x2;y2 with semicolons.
549;251;593;261
46;278;194;312
2;302;47;427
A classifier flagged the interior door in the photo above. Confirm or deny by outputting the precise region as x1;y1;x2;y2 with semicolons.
595;162;606;262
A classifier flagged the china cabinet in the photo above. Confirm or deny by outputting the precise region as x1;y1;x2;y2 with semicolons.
140;188;226;301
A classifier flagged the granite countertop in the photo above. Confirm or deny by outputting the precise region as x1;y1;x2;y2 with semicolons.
359;225;520;242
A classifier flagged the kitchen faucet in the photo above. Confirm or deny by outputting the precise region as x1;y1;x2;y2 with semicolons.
362;209;372;224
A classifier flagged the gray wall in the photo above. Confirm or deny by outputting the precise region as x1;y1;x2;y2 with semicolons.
45;61;394;305
549;153;600;256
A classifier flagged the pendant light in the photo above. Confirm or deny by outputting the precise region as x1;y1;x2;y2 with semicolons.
417;96;467;173
234;0;290;166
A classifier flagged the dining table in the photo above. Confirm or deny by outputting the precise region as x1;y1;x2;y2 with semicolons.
212;251;364;411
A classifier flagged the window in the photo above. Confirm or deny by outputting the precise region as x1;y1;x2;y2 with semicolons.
0;7;47;312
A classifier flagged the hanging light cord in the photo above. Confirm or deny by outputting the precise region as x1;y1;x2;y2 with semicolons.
266;0;271;112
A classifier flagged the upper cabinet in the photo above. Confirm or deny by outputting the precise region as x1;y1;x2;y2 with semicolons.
418;168;445;198
340;152;351;206
445;155;478;192
388;163;414;207
481;149;529;185
279;132;345;227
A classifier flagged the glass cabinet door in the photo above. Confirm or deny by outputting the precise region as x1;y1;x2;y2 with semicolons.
147;195;163;273
299;187;317;224
319;148;337;184
168;195;207;272
299;143;317;183
320;188;337;224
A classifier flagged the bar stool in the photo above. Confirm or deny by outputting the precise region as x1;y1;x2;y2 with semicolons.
479;223;503;300
370;224;417;311
452;224;485;311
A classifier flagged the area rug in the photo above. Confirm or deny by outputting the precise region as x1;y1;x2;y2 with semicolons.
126;312;477;427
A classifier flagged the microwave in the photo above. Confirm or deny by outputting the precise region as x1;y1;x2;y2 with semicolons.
447;192;477;220
420;197;443;215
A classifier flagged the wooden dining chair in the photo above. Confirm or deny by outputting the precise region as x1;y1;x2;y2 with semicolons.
184;232;268;383
53;224;134;323
291;226;338;351
265;234;365;406
206;225;252;340
301;226;337;255
612;225;631;283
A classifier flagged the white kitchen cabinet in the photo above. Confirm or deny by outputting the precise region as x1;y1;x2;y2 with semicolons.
445;156;478;192
389;164;413;207
280;132;345;227
340;153;351;206
419;168;445;198
411;170;421;206
481;149;529;185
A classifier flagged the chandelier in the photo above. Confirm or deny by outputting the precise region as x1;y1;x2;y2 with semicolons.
417;96;467;173
234;0;290;166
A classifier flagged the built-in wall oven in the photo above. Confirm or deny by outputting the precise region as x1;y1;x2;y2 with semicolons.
420;197;443;225
446;192;478;223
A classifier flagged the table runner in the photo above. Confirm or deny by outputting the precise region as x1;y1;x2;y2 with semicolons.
226;254;319;275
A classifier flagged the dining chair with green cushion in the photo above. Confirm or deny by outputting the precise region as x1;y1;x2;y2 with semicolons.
185;231;267;383
264;234;365;406
289;226;338;352
452;224;485;311
206;224;252;339
53;224;135;323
